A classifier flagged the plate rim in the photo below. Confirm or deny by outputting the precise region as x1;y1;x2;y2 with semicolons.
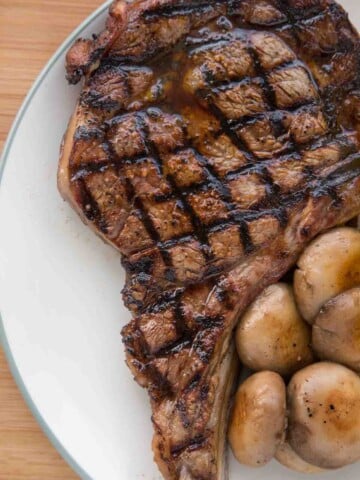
0;2;112;479
2;2;358;480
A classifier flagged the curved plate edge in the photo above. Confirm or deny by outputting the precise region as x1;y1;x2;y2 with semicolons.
0;2;112;479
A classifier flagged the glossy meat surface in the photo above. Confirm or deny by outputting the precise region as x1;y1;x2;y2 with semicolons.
58;1;360;478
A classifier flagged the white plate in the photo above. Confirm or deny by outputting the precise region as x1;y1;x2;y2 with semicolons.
1;1;360;479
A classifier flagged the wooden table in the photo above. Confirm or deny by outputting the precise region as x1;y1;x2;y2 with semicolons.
0;1;103;478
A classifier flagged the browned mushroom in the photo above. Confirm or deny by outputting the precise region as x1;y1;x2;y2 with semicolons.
312;288;360;371
236;283;313;376
287;362;360;469
228;371;286;467
294;228;360;323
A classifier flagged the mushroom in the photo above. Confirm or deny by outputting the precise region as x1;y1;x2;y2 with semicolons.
312;288;360;371
235;283;313;376
275;441;325;474
294;227;360;323
228;371;286;467
287;362;360;469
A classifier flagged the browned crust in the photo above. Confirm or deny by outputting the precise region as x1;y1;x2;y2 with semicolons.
58;1;360;479
65;0;196;84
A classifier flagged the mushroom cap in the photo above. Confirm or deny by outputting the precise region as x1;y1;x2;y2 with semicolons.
275;441;325;474
294;227;360;323
228;371;286;467
312;288;360;371
236;283;313;376
288;362;360;469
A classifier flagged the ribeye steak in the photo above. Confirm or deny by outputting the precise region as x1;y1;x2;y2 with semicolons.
58;1;360;478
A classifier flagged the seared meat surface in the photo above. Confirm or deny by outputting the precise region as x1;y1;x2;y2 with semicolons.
58;1;360;478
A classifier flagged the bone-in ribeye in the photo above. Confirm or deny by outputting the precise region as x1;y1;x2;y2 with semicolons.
58;1;360;478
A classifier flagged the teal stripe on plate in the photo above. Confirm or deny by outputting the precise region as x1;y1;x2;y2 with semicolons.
0;2;113;479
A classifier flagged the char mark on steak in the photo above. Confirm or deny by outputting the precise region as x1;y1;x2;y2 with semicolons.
58;1;360;479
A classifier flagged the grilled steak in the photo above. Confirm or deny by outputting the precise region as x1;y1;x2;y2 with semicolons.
58;1;360;478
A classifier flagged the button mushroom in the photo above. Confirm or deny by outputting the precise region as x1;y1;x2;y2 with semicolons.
235;283;313;376
228;371;286;467
312;288;360;372
275;441;325;474
287;362;360;469
294;227;360;323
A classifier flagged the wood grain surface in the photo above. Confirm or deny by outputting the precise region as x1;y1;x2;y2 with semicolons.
0;1;103;478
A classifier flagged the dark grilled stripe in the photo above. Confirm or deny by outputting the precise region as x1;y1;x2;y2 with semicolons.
77;178;107;234
143;2;220;20
155;337;193;358
247;39;290;206
275;0;328;23
136;112;214;267
325;154;360;183
71;161;112;181
238;218;254;254
186;36;236;51
194;148;259;254
170;435;207;458
120;145;360;264
206;75;264;93
205;102;257;164
125;180;160;242
145;288;185;315
194;151;236;208
196;58;302;91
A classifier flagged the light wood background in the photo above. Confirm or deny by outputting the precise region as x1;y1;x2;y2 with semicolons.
0;1;103;478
